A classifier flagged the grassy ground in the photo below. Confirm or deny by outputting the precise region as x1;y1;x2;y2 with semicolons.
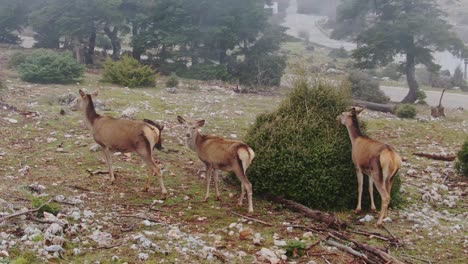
0;47;467;263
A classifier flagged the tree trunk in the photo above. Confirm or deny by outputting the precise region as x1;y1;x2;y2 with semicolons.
104;26;121;60
85;30;96;65
401;53;419;103
73;36;81;64
131;23;143;61
352;100;395;113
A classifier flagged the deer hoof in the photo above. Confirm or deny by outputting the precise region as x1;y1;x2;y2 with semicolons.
371;207;377;212
216;196;221;201
375;222;383;228
354;208;362;214
203;197;209;203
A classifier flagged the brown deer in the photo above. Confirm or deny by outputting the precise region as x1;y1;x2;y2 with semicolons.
337;107;401;227
177;116;255;212
78;89;167;197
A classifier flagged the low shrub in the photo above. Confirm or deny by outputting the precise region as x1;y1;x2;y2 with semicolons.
102;55;155;87
165;74;179;88
230;55;286;87
329;47;349;59
244;73;401;210
396;104;416;118
31;196;61;217
176;63;230;81
285;240;307;258
8;52;28;69
456;139;468;177
18;50;84;84
348;71;390;103
378;63;402;81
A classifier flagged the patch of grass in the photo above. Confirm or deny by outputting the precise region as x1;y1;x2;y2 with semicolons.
31;196;61;216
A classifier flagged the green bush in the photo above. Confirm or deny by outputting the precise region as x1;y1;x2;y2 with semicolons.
229;54;286;87
31;196;61;217
176;63;230;81
102;55;155;87
396;104;416;118
348;71;390;103
285;240;307;258
329;47;349;59
165;74;179;87
17;50;85;84
456;139;468;177
244;75;401;210
378;63;402;81
8;52;28;69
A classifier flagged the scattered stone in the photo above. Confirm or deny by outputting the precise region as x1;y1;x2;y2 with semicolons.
45;245;64;253
257;248;280;264
273;239;286;246
239;228;253;240
90;144;101;152
3;118;18;124
359;214;374;222
89;231;112;247
138;252;149;261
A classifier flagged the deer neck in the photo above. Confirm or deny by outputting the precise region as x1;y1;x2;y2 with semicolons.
187;130;202;152
345;117;364;144
83;96;100;129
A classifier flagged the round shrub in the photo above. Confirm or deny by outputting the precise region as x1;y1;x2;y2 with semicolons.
348;71;390;103
18;50;85;84
103;55;155;87
165;74;179;88
456;139;468;177
244;76;401;210
396;104;416;118
8;52;28;69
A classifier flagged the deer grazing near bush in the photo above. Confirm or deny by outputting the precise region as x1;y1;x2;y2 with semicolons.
337;107;401;227
78;89;167;197
177;116;255;212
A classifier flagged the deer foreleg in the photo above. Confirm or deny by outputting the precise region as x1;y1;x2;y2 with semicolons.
369;176;376;211
203;165;213;202
213;170;221;201
103;148;115;184
355;168;364;214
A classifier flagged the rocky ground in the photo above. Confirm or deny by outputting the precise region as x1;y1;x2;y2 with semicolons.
0;48;467;263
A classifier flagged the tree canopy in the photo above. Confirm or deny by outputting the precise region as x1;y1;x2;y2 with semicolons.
334;0;467;103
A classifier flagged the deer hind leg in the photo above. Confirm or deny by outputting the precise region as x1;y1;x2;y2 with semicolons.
371;172;390;227
213;170;221;201
238;180;245;207
368;176;376;211
233;166;253;213
203;164;213;202
137;148;167;198
355;167;364;214
103;148;115;184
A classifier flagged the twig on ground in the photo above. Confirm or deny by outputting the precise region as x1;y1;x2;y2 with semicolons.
212;250;226;263
348;229;390;242
382;225;397;240
118;214;162;224
28;215;67;227
230;211;273;226
400;253;432;264
86;169;111;176
322;256;331;264
286;224;326;234
120;224;135;232
0;199;53;222
413;152;456;161
97;241;126;249
326;239;368;260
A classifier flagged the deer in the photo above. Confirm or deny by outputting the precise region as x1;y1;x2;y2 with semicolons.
78;89;167;198
337;107;402;227
177;116;255;213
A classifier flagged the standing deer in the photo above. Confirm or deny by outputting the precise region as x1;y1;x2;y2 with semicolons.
78;89;167;198
337;107;401;227
177;116;255;212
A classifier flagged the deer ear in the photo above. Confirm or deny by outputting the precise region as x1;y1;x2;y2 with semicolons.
355;107;364;115
177;116;186;124
159;124;165;131
79;89;86;98
91;89;99;97
196;120;205;127
350;107;356;115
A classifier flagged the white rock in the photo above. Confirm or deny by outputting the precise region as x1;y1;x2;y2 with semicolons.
168;228;181;239
359;214;374;222
83;210;95;218
303;232;314;239
89;144;101;152
274;239;287;246
3;118;18;124
257;248;280;264
45;245;64;252
0;250;9;257
234;111;244;115
138;252;149;261
142;220;154;227
71;211;81;221
89;231;112;247
73;248;81;255
383;217;392;223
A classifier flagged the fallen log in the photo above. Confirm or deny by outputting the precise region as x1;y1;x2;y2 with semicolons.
353;100;396;114
271;197;347;230
413;152;456;161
